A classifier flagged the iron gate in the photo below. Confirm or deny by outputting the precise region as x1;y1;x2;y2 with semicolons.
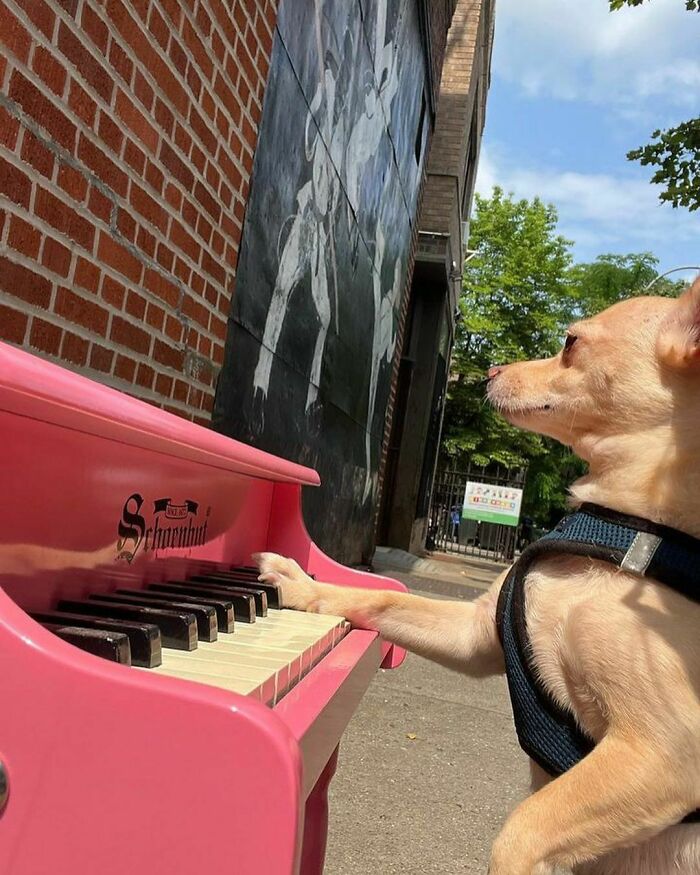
428;465;527;562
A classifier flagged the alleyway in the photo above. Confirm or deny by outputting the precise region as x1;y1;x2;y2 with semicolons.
325;557;530;874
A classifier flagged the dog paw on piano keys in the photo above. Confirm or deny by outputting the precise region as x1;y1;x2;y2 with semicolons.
253;552;320;612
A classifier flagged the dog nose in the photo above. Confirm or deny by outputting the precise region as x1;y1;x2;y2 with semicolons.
487;366;503;380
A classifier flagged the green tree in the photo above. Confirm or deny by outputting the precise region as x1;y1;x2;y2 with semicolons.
440;192;688;527
609;1;700;210
441;188;580;525
568;253;686;317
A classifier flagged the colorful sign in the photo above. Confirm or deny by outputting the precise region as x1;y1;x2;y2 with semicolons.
461;481;523;527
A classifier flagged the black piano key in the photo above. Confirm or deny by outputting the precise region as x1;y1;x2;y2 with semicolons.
191;577;267;616
191;573;278;610
44;624;132;665
58;599;198;651
99;593;218;642
134;588;236;634
151;582;256;623
31;611;161;667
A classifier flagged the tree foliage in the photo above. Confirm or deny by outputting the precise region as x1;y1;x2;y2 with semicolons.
441;189;686;527
610;0;697;9
609;1;700;209
627;120;700;212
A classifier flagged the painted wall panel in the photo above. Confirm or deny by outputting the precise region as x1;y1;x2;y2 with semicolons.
213;0;429;563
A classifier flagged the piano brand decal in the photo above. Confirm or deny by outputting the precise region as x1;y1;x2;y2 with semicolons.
117;493;210;563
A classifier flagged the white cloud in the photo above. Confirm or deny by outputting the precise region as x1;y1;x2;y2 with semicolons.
475;148;700;266
494;0;700;108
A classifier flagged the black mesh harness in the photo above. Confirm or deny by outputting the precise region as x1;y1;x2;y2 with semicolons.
496;502;700;823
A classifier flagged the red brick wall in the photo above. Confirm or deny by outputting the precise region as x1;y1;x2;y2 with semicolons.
0;0;277;423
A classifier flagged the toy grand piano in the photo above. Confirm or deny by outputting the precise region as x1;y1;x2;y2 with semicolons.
0;341;407;874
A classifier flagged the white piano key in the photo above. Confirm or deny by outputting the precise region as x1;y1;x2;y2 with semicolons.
145;608;351;705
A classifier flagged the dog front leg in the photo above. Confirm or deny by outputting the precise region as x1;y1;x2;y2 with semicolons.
488;734;695;875
254;552;505;676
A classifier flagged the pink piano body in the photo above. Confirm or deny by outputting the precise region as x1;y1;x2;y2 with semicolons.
0;341;407;874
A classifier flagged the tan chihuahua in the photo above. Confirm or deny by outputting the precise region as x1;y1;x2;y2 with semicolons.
256;278;700;875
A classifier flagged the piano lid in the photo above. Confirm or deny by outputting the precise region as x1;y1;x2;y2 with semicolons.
0;342;320;487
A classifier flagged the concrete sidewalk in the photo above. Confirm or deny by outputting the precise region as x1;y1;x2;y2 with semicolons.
324;553;529;874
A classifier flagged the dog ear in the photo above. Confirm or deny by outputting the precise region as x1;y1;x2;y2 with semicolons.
657;276;700;368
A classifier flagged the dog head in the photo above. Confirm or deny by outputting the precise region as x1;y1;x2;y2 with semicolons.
487;276;700;458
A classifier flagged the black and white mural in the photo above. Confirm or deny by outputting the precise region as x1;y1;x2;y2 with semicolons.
213;0;430;562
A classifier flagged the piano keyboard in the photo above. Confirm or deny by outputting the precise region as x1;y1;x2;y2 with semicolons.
33;565;348;705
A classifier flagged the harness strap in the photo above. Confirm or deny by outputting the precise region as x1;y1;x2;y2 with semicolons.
496;503;700;823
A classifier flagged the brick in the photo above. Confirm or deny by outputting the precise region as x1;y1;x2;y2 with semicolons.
35;187;94;250
32;45;67;97
164;182;181;210
169;219;200;263
2;258;52;316
109;41;134;85
133;69;154;112
115;90;158;154
124;139;147;174
145;160;164;193
130;183;167;233
172;379;188;402
159;140;194;190
81;4;109;53
21;131;55;180
55;286;109;333
75;257;100;292
182;293;209;329
97;232;143;284
156;242;175;271
145;301;165;331
189;105;218;158
30;317;62;355
143;268;180;308
57;22;114;103
164;314;183;343
169;38;187;76
212;342;224;366
87;186;113;223
0;4;31;64
154;98;175;137
97;111;125;155
201;250;226;286
0;107;20;150
61;330;89;365
0;302;28;344
153;337;184;370
148;5;169;49
56;0;78;17
114;353;136;382
125;289;147;320
78;135;128;197
135;361;155;389
9;71;76;151
110;314;150;354
116;207;137;241
14;0;55;39
101;274;125;308
155;371;173;396
8;215;41;259
136;225;156;258
186;61;202;98
68;79;97;128
42;237;72;277
57;164;88;202
89;342;114;373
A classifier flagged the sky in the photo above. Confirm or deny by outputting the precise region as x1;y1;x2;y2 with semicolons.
475;0;700;282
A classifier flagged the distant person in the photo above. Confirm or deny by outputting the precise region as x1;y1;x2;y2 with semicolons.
450;505;461;542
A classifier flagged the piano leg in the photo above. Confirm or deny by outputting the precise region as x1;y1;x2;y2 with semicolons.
300;746;339;874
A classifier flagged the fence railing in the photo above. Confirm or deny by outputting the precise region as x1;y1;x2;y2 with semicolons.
428;465;527;563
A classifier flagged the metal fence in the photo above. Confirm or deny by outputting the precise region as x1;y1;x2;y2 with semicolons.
427;465;527;563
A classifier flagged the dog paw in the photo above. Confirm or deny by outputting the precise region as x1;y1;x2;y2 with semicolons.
252;552;318;611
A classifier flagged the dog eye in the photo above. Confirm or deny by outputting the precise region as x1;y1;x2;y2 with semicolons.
564;334;578;353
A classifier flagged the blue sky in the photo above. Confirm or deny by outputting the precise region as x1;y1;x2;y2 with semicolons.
476;0;700;281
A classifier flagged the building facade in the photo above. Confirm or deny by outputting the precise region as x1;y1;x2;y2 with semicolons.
0;0;492;565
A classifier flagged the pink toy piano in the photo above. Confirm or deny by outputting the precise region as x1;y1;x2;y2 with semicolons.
0;341;407;874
